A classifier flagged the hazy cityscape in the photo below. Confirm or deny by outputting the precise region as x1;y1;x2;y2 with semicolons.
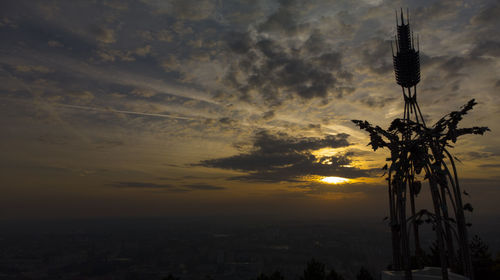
0;217;498;280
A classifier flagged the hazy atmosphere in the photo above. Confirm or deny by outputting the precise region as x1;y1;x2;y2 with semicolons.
1;0;499;223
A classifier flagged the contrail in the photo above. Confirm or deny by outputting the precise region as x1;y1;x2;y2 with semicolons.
0;97;198;120
52;103;197;120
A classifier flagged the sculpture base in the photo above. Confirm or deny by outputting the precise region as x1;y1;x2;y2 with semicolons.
381;267;469;280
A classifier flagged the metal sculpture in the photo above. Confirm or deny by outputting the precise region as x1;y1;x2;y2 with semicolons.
353;9;489;280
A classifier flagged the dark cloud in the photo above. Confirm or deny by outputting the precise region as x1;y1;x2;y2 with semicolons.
161;0;215;20
225;32;349;103
262;110;275;120
183;183;226;190
412;0;463;24
88;24;115;44
109;181;226;192
471;41;500;58
359;95;398;108
197;131;371;182
218;117;236;125
419;52;491;96
251;130;349;153
226;32;253;54
470;2;500;26
438;56;468;78
359;38;393;75
456;151;494;161
258;0;308;35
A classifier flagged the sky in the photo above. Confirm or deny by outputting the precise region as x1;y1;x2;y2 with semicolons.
0;0;499;221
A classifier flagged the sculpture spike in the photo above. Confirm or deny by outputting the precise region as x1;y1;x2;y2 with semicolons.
417;34;419;51
412;31;414;49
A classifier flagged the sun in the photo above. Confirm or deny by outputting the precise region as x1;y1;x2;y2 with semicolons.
320;176;351;184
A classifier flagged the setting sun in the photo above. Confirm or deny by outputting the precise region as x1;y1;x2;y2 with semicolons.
320;176;351;184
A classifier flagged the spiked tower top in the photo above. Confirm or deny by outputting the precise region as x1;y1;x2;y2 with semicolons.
392;9;420;88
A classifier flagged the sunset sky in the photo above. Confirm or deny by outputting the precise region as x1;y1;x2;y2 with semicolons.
1;0;499;221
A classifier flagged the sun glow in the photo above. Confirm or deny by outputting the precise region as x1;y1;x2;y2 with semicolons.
320;176;351;184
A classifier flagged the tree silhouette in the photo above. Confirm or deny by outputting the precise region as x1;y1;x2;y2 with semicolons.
424;240;441;267
356;267;374;280
492;253;500;279
162;274;180;280
300;259;326;280
326;268;344;280
470;235;494;280
256;271;285;280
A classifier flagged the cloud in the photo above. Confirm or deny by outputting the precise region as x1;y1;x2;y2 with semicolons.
142;0;215;20
110;182;177;189
170;0;215;20
134;45;151;56
130;88;157;98
478;163;500;169
412;0;462;24
183;183;226;190
470;2;500;26
15;65;52;73
470;41;500;58
109;181;225;192
359;38;393;75
224;31;349;104
358;95;397;108
258;0;309;35
197;130;371;182
67;90;94;104
89;25;116;44
48;40;64;47
457;151;495;161
103;0;128;10
95;45;152;62
139;30;173;42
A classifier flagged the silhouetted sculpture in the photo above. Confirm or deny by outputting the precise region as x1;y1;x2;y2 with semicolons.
353;8;489;280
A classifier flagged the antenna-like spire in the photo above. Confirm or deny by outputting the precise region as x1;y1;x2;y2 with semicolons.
393;8;420;88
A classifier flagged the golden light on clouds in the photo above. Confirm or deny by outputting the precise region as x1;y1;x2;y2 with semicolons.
320;176;351;184
312;147;346;158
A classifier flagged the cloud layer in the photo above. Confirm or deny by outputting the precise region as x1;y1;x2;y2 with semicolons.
199;130;370;182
